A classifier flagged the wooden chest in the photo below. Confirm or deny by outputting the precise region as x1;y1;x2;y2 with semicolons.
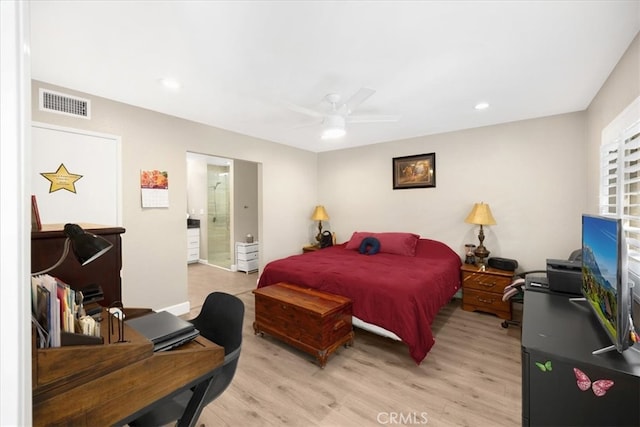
461;264;514;320
253;282;354;367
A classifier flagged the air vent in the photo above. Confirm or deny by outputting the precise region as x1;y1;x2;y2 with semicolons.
39;88;90;119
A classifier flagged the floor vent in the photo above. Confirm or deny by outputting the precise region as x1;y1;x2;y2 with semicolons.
39;88;91;119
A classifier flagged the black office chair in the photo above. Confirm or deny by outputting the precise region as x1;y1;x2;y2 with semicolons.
129;292;245;427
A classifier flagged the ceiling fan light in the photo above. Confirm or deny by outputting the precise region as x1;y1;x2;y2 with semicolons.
321;127;346;139
321;115;346;140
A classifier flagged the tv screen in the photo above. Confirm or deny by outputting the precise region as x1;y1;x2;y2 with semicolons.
581;214;632;354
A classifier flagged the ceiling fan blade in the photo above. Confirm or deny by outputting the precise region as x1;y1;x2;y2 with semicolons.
290;118;323;130
280;99;324;118
347;115;401;124
344;87;376;114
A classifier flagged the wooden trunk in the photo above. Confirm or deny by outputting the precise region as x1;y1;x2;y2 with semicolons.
253;282;354;367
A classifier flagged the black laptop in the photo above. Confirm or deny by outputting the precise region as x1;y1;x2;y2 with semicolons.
125;310;200;352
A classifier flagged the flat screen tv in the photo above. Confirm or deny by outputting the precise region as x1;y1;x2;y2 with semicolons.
581;214;634;354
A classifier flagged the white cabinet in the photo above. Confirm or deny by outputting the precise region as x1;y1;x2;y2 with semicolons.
236;242;259;273
187;228;200;263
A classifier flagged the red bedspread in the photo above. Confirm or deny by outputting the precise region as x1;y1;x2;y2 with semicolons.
257;239;461;364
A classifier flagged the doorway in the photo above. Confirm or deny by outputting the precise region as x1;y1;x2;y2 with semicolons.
186;153;259;271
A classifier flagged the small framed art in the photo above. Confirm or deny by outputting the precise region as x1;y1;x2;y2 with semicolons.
392;153;436;189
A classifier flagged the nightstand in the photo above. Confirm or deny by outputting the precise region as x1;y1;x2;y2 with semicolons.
461;264;514;320
302;245;320;253
236;242;259;273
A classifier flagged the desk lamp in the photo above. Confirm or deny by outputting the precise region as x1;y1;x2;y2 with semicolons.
32;223;113;276
311;205;329;244
464;202;497;267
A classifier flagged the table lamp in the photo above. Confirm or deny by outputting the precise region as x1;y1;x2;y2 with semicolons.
311;205;329;244
464;202;496;266
32;223;114;276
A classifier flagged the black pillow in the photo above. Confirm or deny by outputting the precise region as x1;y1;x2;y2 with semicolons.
359;237;380;255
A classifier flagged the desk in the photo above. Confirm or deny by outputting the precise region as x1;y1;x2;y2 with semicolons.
32;309;224;427
521;291;640;426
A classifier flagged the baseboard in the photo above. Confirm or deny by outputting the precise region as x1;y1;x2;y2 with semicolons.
159;301;190;317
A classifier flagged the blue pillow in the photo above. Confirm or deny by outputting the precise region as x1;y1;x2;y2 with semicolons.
359;237;380;255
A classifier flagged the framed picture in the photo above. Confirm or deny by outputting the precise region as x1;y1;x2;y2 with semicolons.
392;153;436;189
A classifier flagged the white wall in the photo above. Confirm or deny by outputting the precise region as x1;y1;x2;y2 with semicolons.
318;112;587;272
32;80;318;312
1;1;31;424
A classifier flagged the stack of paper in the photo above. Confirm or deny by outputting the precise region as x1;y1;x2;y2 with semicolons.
31;274;79;348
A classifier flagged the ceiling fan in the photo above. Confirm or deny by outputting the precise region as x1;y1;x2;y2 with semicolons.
283;88;400;139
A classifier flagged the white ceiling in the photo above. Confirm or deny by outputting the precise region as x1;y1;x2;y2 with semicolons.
30;1;640;153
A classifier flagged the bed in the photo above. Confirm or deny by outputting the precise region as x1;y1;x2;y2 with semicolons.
257;232;462;364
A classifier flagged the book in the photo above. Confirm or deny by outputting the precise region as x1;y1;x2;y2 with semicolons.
37;274;60;347
35;284;50;342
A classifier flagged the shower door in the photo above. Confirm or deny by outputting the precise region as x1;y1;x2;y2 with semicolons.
207;165;231;268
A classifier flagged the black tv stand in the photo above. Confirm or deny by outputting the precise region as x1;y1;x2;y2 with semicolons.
522;291;640;426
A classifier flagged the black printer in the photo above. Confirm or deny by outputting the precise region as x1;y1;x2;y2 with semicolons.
546;258;582;296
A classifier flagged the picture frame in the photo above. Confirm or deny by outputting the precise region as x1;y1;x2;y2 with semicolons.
392;153;436;189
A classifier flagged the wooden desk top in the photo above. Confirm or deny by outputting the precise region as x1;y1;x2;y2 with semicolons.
32;309;224;427
33;223;126;238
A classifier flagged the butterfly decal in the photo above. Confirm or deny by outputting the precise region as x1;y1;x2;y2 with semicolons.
573;368;614;397
535;361;552;372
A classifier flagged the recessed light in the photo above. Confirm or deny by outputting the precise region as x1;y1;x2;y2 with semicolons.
160;78;181;90
475;102;490;110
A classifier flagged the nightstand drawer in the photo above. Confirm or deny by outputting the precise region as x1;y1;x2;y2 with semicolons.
460;264;514;320
187;248;199;259
238;259;259;273
187;228;200;263
463;273;511;293
462;288;511;316
237;251;259;262
236;243;259;254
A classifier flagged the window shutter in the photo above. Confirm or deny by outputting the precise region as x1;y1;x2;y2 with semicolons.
600;141;619;216
600;97;640;293
621;121;640;281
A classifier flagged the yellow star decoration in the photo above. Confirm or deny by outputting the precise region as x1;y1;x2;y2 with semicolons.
40;163;83;194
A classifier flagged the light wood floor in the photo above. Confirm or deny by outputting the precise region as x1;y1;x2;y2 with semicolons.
186;263;522;427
